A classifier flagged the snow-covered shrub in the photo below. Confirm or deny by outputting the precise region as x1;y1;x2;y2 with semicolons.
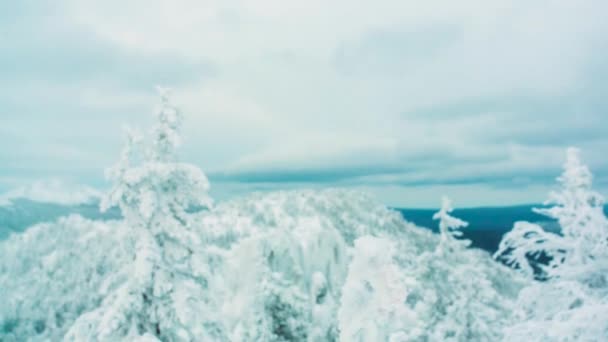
495;221;568;278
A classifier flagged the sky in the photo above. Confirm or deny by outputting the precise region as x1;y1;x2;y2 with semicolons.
1;0;608;208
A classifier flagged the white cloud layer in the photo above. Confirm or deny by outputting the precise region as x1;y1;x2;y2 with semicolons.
1;0;607;206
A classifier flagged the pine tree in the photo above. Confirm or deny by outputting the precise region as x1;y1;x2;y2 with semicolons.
498;148;608;341
533;147;608;270
496;147;608;280
66;88;214;341
433;196;470;252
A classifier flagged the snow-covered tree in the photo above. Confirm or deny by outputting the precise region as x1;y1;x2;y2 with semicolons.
66;88;214;341
495;147;608;281
338;233;521;342
101;87;212;231
338;236;412;342
151;86;182;163
534;147;608;274
494;221;567;278
496;147;608;341
222;234;310;341
433;196;470;252
215;211;347;342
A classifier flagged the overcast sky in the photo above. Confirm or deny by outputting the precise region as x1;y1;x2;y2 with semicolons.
2;0;608;207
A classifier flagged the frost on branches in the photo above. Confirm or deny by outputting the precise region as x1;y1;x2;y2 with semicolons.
66;88;215;341
496;147;608;341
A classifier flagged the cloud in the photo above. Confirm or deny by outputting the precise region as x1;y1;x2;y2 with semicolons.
2;0;608;206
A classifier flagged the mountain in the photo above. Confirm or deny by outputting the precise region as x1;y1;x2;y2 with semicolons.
0;199;120;240
398;205;550;253
0;190;525;341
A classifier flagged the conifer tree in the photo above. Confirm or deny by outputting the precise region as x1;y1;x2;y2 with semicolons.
433;196;470;252
67;88;213;341
496;147;608;280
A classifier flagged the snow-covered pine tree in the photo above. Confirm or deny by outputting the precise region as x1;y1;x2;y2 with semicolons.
495;147;608;281
433;196;470;252
337;236;411;341
220;229;331;342
533;147;608;277
498;147;608;341
66;88;215;341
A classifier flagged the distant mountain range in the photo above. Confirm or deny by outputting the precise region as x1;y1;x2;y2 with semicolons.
398;205;608;253
0;199;120;240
